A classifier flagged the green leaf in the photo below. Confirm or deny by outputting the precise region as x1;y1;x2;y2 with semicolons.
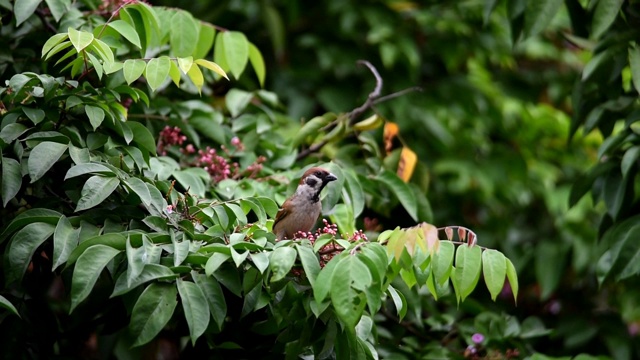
107;19;141;48
592;0;624;39
112;264;177;297
2;157;22;207
343;169;365;218
123;59;147;85
0;123;29;144
222;31;249;79
193;23;215;59
129;283;178;347
75;175;120;212
145;56;171;92
45;0;69;22
28;141;68;183
453;244;482;301
292;114;334;148
0;208;61;243
173;238;190;267
314;254;341;304
248;42;265;87
187;63;204;92
432;241;455;285
386;285;407;320
629;46;640;95
192;272;227;330
621;145;640;178
173;168;206;198
194;58;228;80
23;107;45;124
169;10;199;57
377;170;418;221
270;246;296;282
505;258;519;303
250;252;269;274
6;222;55;284
70;245;120;312
42;33;69;57
523;0;563;39
0;295;20;318
482;249;507;301
85;105;105;131
296;244;321;287
330;256;372;328
14;0;43;26
67;27;94;52
240;198;267;224
224;203;248;226
178;56;193;73
86;51;103;79
52;215;79;270
177;279;210;345
205;252;230;276
127;121;157;155
64;162;115;180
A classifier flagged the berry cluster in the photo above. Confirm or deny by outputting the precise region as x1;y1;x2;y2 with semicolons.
290;219;368;269
156;127;265;182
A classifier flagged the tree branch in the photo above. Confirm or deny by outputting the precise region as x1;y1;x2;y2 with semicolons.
347;60;383;124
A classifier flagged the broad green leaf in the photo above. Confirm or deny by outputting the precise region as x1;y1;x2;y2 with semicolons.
90;38;115;64
506;258;519;303
223;203;248;226
629;46;640;95
70;245;120;312
126;237;145;286
432;240;454;285
14;0;42;26
592;0;624;39
42;33;69;57
187;63;204;92
145;56;171;91
240;198;267;224
292;114;334;147
386;285;407;320
168;60;181;86
28;141;68;183
86;52;103;79
6;222;55;284
129;283;178;347
107;19;141;48
269;246;296;282
23;107;45;124
205;252;230;276
482;249;507;301
377;170;418;221
123;59;146;85
52;215;79;270
66;233;126;265
248;42;265;87
173;168;206;198
173;238;190;267
193;23;215;59
75;175;120;212
0;208;61;243
192;272;227;330
314;254;342;304
169;10;199;57
330;256;372;328
0;123;29;144
194;59;228;80
112;264;177;297
85;105;105;130
178;56;193;74
45;0;70;22
453;244;482;301
250;252;269;274
64;162;115;180
67;27;94;52
0;295;20;318
621;145;640;178
177;279;210;345
127;121;157;155
2;157;22;207
343;169;365;218
222;31;249;79
296;244;321;287
523;0;563;39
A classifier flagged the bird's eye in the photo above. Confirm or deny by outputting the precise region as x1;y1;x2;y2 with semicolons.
315;171;322;177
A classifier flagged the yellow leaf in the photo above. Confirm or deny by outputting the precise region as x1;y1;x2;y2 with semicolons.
383;121;399;154
353;114;383;131
397;147;417;182
195;59;229;80
187;64;204;93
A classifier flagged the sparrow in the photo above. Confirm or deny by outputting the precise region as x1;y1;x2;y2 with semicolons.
273;167;338;240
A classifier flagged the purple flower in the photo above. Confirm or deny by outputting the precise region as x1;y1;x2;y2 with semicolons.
471;333;484;344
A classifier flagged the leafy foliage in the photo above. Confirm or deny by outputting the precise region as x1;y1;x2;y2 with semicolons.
0;1;519;359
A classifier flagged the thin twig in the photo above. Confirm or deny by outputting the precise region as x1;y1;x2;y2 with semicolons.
372;86;423;105
296;139;328;161
35;9;57;34
347;60;383;124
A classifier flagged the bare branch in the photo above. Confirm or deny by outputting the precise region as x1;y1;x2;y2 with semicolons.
347;60;384;124
372;86;423;106
296;140;328;161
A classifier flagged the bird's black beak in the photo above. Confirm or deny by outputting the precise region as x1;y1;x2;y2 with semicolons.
325;173;337;182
